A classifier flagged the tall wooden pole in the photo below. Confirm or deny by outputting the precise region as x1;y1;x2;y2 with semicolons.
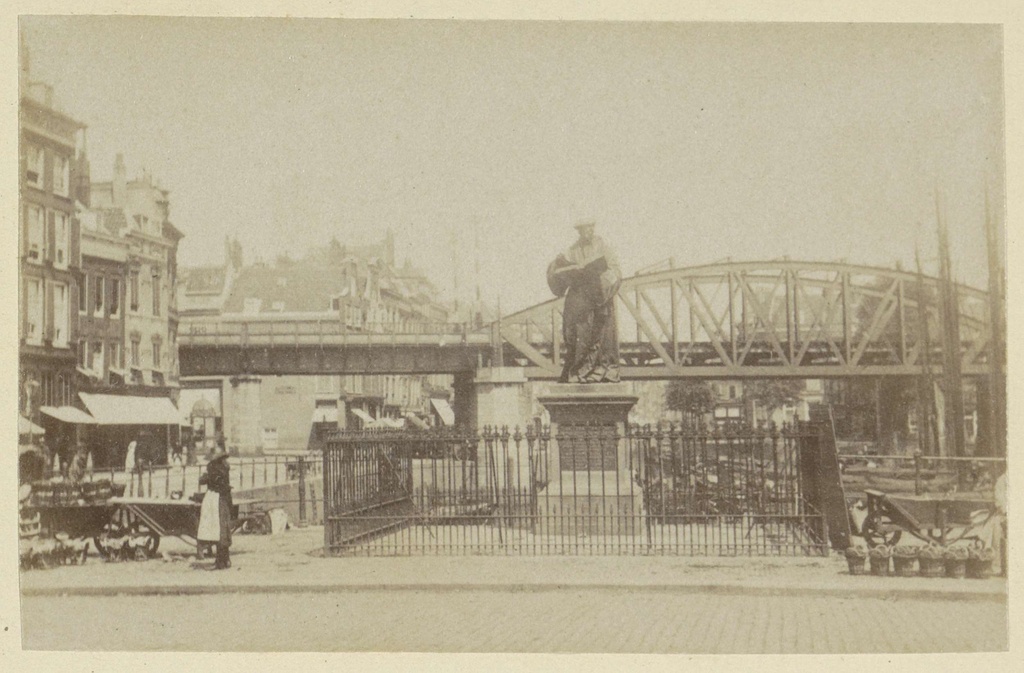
915;247;933;455
936;195;967;478
984;189;1006;458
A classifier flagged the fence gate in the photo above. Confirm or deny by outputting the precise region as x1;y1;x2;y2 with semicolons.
323;426;829;556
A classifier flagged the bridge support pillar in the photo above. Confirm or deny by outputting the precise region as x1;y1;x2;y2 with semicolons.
225;375;263;455
471;367;533;489
452;371;477;431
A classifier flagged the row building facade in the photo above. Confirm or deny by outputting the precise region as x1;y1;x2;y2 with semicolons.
178;234;453;454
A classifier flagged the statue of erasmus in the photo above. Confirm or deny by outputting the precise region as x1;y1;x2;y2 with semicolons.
546;221;622;383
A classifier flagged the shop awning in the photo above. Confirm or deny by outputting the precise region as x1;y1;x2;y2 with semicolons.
351;408;377;425
78;393;181;426
430;398;455;426
19;415;45;434
313;405;339;423
40;406;96;425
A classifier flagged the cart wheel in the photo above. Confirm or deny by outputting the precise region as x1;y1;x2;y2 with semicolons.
94;521;126;561
863;513;902;547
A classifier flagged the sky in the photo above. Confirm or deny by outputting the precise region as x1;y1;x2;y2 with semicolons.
20;18;1005;313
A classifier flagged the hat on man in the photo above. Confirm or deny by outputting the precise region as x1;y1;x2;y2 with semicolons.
210;444;228;461
573;220;596;230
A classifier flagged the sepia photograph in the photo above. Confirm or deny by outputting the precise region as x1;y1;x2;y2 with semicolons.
8;3;1015;661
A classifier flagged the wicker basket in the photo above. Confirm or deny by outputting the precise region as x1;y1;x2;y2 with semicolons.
845;548;868;575
868;546;891;576
944;547;969;579
892;555;918;577
967;545;996;579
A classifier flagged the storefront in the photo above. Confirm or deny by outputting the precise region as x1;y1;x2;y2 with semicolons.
77;393;181;469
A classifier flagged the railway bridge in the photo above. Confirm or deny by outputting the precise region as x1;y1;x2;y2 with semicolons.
179;260;996;381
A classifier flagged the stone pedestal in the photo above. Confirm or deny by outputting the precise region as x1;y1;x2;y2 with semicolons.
536;384;640;536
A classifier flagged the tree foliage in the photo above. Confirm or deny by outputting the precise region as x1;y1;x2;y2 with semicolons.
742;379;804;416
664;380;715;426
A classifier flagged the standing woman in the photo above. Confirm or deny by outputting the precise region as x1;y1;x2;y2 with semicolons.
197;446;233;569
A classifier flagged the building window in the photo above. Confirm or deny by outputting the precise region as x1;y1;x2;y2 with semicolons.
79;275;88;313
152;273;161;316
78;340;87;367
93;274;105;316
53;154;70;198
152;340;161;369
110;278;121;317
728;385;737;400
25;143;44;189
129;270;140;312
130;338;140;367
25;279;43;345
54;212;69;269
109;342;121;370
91;341;104;375
26;205;44;263
52;282;68;347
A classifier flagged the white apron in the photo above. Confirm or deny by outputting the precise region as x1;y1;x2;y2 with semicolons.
197;491;221;542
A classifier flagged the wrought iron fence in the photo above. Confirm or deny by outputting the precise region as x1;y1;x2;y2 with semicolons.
323;425;828;556
65;454;321;501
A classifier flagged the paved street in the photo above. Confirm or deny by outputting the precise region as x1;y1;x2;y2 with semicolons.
22;588;1006;653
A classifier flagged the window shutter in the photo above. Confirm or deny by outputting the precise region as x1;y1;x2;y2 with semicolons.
69;282;78;339
47;211;56;264
21;203;29;259
44;282;54;342
70;216;81;268
21;283;27;342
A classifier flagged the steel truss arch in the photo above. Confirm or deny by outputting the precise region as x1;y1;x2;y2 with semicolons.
495;260;994;379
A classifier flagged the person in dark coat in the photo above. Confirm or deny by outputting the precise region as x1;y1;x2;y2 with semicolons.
197;447;233;569
547;221;622;383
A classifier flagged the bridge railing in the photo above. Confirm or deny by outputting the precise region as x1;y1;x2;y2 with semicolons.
180;319;484;347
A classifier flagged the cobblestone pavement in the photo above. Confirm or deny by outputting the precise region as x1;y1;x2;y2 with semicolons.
18;526;1008;600
21;589;1007;653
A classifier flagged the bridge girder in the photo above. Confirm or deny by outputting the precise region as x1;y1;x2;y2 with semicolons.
498;260;993;379
177;260;995;381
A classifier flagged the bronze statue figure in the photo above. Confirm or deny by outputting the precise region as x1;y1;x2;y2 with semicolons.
547;221;622;383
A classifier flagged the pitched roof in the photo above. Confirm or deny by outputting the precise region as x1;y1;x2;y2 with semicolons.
182;266;228;294
99;208;128;236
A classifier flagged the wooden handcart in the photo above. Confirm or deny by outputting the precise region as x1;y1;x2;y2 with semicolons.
858;488;995;547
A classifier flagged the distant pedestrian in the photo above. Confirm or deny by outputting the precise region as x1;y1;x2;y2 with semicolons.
125;439;138;473
197;445;233;570
171;442;184;465
68;445;89;484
